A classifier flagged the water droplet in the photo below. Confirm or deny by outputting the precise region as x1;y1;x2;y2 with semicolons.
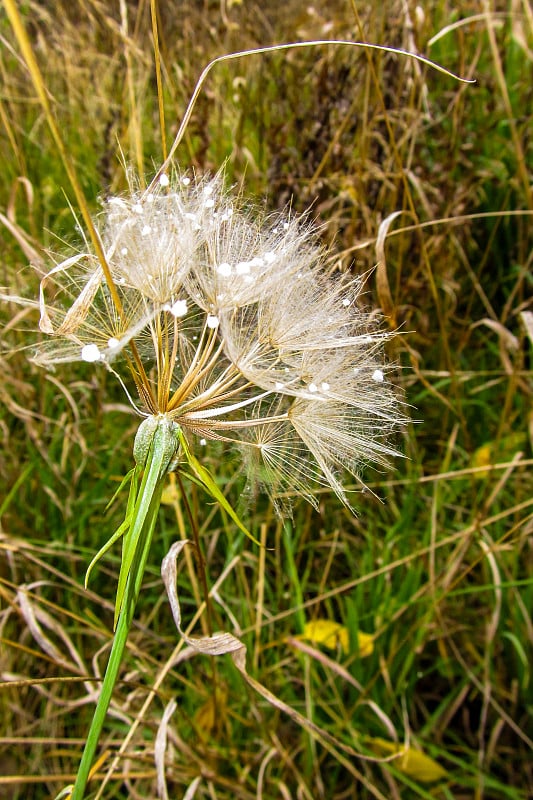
167;299;188;317
217;262;232;277
81;344;101;363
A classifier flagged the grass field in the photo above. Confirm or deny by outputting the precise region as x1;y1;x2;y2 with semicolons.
0;1;531;798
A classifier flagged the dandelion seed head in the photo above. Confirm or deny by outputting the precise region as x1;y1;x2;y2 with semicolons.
26;168;406;513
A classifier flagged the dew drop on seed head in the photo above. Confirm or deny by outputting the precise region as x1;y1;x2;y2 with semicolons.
81;343;101;362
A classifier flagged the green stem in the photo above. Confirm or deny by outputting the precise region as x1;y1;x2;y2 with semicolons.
71;481;163;800
71;417;178;799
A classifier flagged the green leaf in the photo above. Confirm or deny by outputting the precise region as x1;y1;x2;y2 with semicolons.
178;429;259;546
84;468;139;588
104;466;138;512
85;515;131;589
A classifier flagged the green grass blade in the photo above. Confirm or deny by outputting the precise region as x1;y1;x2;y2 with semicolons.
178;429;259;546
